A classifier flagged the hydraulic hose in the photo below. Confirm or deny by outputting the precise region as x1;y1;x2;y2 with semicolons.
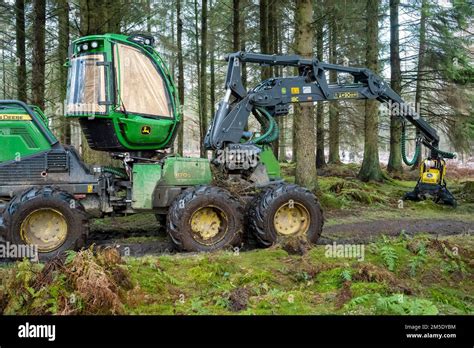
424;141;456;159
251;107;279;145
102;166;129;179
401;125;456;165
401;125;421;166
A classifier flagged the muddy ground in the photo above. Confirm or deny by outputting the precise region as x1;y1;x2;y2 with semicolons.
88;217;474;257
321;219;473;244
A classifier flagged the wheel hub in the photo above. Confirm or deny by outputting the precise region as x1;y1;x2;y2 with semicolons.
190;206;224;241
20;208;68;252
273;202;310;236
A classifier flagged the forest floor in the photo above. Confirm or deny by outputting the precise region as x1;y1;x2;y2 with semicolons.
86;163;474;256
1;232;472;315
0;164;473;315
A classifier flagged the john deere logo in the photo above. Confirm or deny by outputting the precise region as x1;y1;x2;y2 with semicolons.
141;126;151;135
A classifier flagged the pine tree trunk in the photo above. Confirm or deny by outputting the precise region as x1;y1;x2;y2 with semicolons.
15;0;27;102
79;1;114;165
316;103;325;167
193;0;201;155
80;0;106;35
294;0;317;191
210;50;215;117
210;0;216;121
32;0;46;110
315;3;326;167
146;0;152;32
292;71;297;164
240;0;248;88
58;0;70;144
268;0;279;159
199;0;208;158
358;0;383;182
416;0;428;93
106;0;121;33
170;6;176;79
387;0;403;175
233;0;240;51
168;6;176;154
412;0;428;169
276;8;285;160
2;47;6;98
328;15;340;164
233;0;247;87
259;0;270;80
267;0;276;68
177;0;185;155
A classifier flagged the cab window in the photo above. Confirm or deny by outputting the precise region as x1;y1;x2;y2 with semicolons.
66;54;107;114
114;43;172;118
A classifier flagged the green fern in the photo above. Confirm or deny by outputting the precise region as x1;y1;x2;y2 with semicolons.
375;294;438;315
64;250;77;264
347;294;373;306
408;243;427;277
408;258;421;277
376;293;404;312
441;259;468;275
397;229;410;242
380;245;398;271
155;268;181;286
340;269;352;283
347;293;439;314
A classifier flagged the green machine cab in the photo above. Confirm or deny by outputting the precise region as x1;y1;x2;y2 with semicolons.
65;33;181;152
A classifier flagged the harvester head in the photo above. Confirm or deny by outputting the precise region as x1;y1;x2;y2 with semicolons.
404;158;457;206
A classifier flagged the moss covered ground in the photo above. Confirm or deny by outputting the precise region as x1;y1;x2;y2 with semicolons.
1;163;472;315
0;233;472;315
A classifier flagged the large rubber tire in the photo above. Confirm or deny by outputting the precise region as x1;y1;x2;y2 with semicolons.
248;183;324;247
167;186;244;252
2;187;89;261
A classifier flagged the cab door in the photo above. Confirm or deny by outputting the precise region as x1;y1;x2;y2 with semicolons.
113;43;175;146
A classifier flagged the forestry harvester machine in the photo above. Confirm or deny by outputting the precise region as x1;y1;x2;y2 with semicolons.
0;33;456;260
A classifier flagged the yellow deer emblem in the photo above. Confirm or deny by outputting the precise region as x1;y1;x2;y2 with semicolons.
141;126;151;135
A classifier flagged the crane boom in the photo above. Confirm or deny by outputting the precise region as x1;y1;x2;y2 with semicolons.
205;51;453;160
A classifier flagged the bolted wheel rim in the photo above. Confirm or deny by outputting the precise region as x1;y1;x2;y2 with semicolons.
273;201;310;236
20;208;68;252
189;206;228;246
